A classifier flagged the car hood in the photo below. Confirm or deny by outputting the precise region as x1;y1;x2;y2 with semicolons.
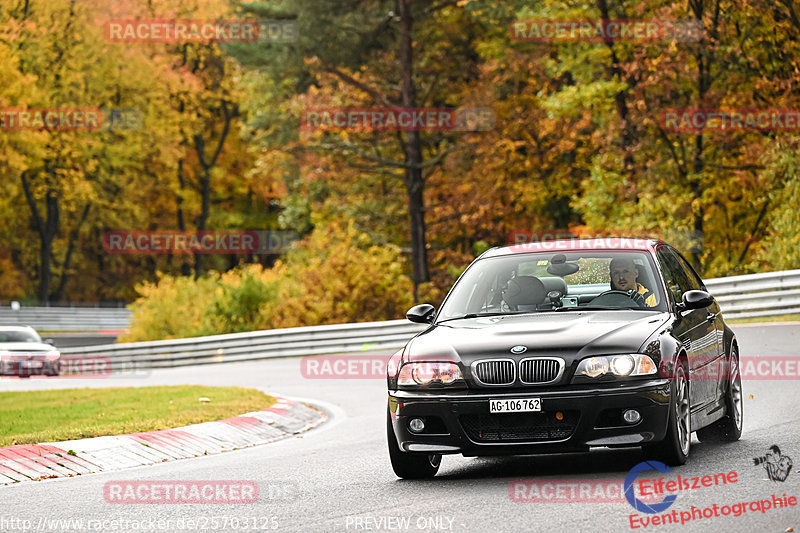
0;342;58;353
404;311;670;368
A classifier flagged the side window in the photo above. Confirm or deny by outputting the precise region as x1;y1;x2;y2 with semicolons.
656;250;691;304
671;249;705;291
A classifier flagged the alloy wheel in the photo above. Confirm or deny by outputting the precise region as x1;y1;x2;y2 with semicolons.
730;357;743;431
675;366;691;455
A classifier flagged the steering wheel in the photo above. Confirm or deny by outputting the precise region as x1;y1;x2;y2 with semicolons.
591;289;646;307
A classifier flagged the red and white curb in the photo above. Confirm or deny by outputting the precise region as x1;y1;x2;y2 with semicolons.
0;396;325;485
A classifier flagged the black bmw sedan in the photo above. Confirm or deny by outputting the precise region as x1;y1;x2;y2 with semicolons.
386;238;743;478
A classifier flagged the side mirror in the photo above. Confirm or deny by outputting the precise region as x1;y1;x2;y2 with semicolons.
677;290;714;312
406;304;436;324
44;338;55;346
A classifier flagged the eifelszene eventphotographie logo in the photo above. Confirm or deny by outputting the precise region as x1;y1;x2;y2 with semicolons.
753;445;793;482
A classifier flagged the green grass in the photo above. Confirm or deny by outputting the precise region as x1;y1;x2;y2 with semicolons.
0;386;274;446
728;313;800;324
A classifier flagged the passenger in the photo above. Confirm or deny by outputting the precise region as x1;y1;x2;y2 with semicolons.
609;257;657;307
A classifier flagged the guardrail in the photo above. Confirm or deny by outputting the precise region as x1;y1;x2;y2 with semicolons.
0;306;131;331
705;269;800;319
18;269;800;370
57;268;800;369
60;319;427;368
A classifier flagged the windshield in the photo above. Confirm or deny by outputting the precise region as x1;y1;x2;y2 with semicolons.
437;251;667;321
0;330;42;343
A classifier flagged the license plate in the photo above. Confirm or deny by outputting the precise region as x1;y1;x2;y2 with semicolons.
489;398;541;413
22;360;43;369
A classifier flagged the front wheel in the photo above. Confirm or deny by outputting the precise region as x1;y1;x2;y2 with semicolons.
696;347;743;442
643;361;690;465
387;406;441;479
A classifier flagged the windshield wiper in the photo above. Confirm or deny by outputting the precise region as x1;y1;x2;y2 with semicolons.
554;305;645;311
437;311;529;323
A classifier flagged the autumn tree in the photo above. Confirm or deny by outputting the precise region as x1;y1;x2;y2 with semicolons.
232;0;489;298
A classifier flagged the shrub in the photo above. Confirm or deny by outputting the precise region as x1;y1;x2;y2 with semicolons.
121;274;219;342
122;222;415;341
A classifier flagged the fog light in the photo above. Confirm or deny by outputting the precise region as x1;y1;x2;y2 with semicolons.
409;418;425;433
623;409;641;424
555;411;564;421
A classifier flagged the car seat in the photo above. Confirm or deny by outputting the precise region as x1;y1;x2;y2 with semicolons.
503;276;547;311
635;264;657;296
540;277;568;297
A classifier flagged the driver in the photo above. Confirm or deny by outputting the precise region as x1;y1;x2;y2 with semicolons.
609;257;657;307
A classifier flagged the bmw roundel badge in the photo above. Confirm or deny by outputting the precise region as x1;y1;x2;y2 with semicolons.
510;345;527;354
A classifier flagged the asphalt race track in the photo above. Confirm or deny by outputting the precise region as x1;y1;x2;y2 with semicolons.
2;323;799;533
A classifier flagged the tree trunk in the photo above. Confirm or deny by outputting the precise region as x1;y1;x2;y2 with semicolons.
688;0;716;272
193;168;212;278
52;203;91;301
176;157;192;276
690;134;705;270
596;0;636;188
21;170;59;304
192;101;236;278
398;0;429;298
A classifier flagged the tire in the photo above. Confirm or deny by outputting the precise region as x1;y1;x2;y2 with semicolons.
386;406;441;479
696;346;743;443
643;360;690;466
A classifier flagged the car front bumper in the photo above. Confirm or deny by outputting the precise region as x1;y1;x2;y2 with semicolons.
388;379;671;456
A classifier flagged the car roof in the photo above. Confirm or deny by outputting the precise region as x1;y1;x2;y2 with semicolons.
0;326;38;333
481;238;664;258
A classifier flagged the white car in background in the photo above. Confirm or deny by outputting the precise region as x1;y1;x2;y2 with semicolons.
0;326;61;377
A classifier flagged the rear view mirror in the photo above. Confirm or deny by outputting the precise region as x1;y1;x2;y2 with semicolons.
406;304;436;324
546;254;579;277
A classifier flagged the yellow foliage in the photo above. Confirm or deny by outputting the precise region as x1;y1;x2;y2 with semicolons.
123;222;415;341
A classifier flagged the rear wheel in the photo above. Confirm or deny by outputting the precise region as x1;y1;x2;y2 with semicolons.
696;346;743;442
643;361;690;465
387;406;441;479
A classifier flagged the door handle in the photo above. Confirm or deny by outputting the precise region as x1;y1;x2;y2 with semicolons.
706;313;716;322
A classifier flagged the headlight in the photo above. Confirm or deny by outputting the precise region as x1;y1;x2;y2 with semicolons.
579;357;609;378
576;354;657;378
386;350;402;380
610;355;635;376
398;362;464;386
